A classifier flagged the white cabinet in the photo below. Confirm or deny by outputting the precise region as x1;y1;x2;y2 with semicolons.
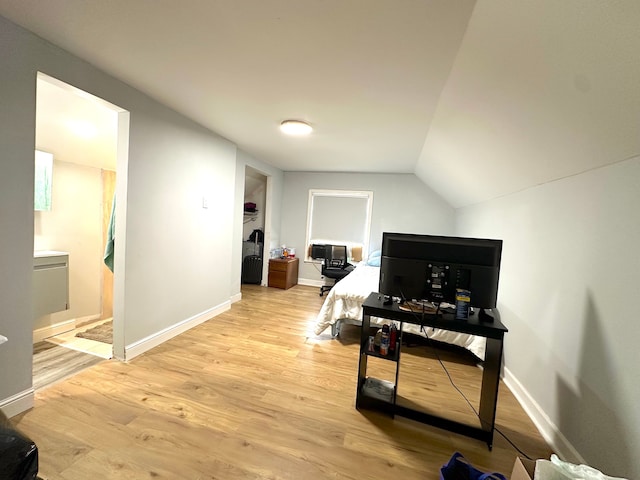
33;251;69;317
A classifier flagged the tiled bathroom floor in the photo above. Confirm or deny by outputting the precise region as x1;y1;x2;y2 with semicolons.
45;318;113;359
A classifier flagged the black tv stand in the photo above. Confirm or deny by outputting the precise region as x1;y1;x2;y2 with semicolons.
356;293;508;450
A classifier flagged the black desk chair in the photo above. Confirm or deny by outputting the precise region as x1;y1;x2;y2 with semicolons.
319;245;354;296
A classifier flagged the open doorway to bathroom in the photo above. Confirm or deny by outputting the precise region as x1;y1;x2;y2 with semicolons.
32;73;128;389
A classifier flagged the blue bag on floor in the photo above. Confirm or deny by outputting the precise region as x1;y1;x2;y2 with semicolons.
440;452;506;480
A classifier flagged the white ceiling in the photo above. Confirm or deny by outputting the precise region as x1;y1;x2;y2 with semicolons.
36;75;119;171
2;1;639;208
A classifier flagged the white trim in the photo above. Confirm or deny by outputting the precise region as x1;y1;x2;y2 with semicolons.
32;318;76;343
230;292;242;304
298;278;325;287
74;313;102;328
0;388;34;418
124;301;231;361
308;189;373;198
305;189;373;262
112;108;131;361
503;366;584;464
262;175;273;286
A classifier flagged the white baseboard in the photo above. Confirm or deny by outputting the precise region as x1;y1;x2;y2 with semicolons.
75;313;102;327
124;301;231;361
230;292;242;303
0;388;34;418
33;319;76;343
503;366;584;463
298;278;325;287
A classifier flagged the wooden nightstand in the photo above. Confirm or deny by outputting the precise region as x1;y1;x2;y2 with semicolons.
268;257;299;290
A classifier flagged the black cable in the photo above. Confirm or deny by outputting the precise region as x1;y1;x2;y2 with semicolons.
398;291;534;460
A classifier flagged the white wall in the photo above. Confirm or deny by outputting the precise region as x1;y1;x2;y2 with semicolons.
456;156;640;479
281;172;455;284
122;108;236;345
0;15;239;414
33;161;104;331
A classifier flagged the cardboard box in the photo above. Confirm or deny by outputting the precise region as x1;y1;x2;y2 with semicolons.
510;457;535;480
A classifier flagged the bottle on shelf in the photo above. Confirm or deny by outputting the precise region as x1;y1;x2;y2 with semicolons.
380;324;390;355
389;323;398;354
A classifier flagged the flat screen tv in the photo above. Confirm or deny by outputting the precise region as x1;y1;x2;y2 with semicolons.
378;232;503;310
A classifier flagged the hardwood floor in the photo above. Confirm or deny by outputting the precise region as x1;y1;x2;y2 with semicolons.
13;284;553;479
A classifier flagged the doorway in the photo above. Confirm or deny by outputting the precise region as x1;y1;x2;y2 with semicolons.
32;73;129;387
242;167;268;285
242;166;268;285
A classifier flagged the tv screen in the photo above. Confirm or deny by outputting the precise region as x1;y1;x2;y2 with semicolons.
378;232;502;309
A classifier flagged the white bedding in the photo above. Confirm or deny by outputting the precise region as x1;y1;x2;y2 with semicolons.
314;264;486;360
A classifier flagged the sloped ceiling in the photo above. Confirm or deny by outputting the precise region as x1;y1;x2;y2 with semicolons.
416;1;640;207
1;1;639;208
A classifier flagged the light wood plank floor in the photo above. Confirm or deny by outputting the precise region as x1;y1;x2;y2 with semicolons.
12;285;553;479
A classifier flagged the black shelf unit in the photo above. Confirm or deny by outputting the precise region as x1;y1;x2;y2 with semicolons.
357;332;401;415
355;293;508;450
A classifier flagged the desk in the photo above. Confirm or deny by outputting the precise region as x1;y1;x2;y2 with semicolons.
356;292;508;449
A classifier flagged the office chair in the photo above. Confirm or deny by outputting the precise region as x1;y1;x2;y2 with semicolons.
319;245;354;296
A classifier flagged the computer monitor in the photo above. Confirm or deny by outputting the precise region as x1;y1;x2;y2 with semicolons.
378;232;502;309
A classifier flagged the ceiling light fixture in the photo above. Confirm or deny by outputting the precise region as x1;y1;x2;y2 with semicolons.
280;119;312;136
67;119;97;139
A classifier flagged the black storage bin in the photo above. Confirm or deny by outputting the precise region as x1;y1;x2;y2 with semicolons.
0;411;38;480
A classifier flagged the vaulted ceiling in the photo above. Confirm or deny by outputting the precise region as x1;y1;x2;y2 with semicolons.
1;1;639;208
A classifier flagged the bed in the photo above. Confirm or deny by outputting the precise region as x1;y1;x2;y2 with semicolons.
313;263;487;360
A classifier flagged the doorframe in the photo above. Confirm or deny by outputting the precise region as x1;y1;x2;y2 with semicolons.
242;165;271;287
34;72;130;361
262;174;273;285
112;109;129;361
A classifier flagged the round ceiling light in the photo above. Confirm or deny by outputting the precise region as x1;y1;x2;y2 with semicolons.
280;119;312;136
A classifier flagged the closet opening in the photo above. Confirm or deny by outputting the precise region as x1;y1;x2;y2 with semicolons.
242;166;268;286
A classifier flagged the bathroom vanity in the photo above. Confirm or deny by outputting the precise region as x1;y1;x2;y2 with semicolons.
33;251;69;317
